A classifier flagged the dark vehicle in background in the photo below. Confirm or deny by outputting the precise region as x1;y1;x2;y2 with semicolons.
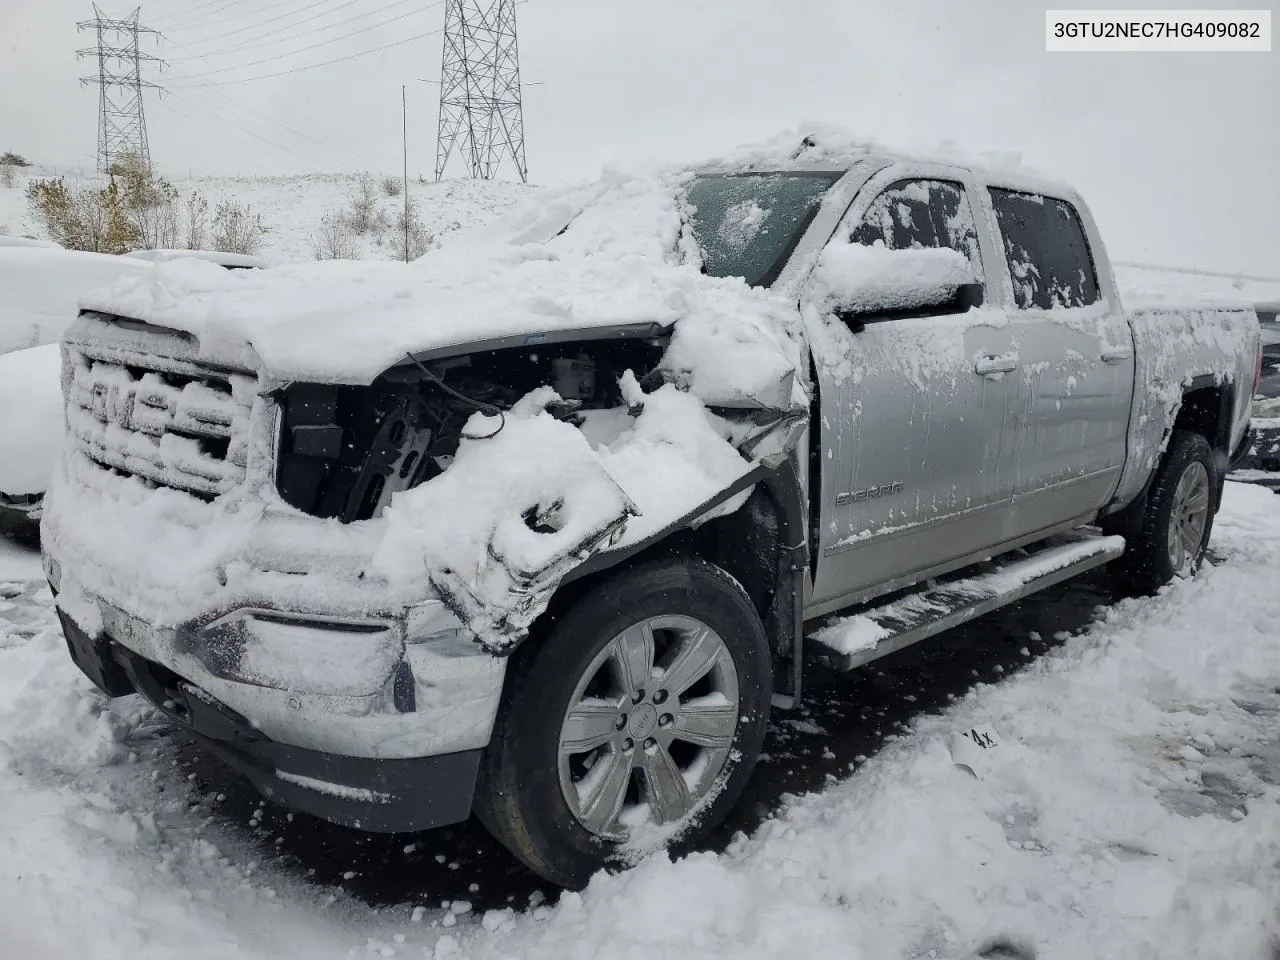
1230;300;1280;489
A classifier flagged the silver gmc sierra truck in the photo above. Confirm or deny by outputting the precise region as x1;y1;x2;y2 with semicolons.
42;135;1261;887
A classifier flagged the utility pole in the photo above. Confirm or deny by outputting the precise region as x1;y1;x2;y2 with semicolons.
77;5;164;173
402;84;410;262
434;0;528;183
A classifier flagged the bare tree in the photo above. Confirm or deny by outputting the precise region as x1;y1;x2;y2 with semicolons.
184;192;209;250
130;200;180;249
348;172;378;233
311;211;360;260
211;200;266;255
390;196;434;262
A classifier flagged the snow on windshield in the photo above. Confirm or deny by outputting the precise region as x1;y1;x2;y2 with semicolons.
686;172;839;288
716;199;771;253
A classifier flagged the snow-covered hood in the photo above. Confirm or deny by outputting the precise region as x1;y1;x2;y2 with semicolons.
78;171;793;386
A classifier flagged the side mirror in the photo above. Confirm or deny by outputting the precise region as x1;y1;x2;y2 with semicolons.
811;241;982;329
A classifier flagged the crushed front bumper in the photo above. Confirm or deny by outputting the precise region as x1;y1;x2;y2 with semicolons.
56;602;485;832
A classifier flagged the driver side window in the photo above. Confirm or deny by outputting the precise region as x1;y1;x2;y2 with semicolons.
850;178;985;282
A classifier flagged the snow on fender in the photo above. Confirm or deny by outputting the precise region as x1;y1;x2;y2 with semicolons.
370;386;636;652
370;377;764;653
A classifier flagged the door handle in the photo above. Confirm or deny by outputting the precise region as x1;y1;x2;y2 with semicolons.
1100;346;1133;364
974;353;1018;377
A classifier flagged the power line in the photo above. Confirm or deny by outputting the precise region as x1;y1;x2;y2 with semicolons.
158;35;379;171
167;28;443;86
151;0;247;32
175;0;372;49
161;65;370;171
77;4;165;172
193;0;428;60
172;1;440;75
157;88;337;172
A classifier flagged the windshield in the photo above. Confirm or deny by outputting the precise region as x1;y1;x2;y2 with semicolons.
686;172;841;287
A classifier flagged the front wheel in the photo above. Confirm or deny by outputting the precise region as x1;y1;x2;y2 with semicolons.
1110;429;1217;594
474;556;773;888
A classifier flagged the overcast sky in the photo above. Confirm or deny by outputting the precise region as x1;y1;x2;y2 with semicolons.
2;0;1277;274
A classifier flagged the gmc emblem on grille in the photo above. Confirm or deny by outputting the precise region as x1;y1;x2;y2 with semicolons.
91;382;136;430
836;480;904;506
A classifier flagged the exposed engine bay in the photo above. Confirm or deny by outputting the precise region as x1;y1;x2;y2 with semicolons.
274;334;669;523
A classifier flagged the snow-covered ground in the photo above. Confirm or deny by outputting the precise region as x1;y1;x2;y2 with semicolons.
0;166;534;265
2;481;1278;959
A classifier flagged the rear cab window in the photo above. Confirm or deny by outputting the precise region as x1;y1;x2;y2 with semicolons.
988;188;1099;309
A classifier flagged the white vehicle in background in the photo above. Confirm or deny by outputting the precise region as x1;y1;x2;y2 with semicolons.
124;248;268;270
0;247;156;525
0;246;265;527
0;235;62;250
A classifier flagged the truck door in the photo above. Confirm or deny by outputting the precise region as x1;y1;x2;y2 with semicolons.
805;172;1018;613
982;187;1133;536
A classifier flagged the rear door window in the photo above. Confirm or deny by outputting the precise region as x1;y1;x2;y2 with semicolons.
989;188;1099;309
849;178;985;282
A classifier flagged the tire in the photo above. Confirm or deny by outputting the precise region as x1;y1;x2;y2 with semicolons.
474;556;773;888
1110;429;1216;595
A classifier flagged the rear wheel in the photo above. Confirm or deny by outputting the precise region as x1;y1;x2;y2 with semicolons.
1110;429;1216;594
474;556;772;888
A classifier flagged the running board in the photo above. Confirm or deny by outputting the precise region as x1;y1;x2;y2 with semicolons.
809;531;1126;672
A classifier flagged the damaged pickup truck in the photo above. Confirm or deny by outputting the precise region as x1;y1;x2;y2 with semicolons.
43;133;1261;887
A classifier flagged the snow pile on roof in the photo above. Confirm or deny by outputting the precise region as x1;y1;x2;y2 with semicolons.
695;122;1058;182
77;168;795;385
3;483;1280;958
698;122;883;171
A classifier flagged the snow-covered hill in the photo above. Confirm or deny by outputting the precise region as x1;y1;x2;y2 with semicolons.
0;166;537;264
2;165;1277;305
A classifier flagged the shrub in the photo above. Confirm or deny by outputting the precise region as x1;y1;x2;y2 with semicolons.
311;211;360;260
0;165;15;189
347;172;378;234
381;175;403;197
390;197;434;262
211;200;266;255
184;193;209;251
0;152;31;167
26;177;136;253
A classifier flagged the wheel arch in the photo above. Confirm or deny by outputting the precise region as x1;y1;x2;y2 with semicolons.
528;460;807;708
1104;376;1234;539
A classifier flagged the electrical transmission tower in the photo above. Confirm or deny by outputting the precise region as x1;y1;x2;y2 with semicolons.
77;5;164;173
434;0;528;183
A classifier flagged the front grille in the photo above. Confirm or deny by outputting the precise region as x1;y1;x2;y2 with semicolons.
67;348;257;499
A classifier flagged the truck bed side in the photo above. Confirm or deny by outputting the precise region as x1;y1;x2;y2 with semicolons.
1110;302;1259;510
